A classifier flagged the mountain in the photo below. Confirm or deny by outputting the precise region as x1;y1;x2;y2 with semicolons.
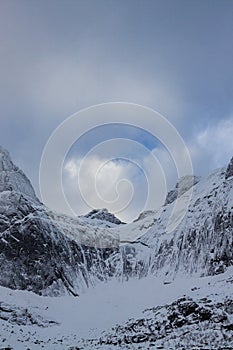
0;146;232;296
0;146;232;349
0;146;38;202
82;208;125;226
0;147;121;296
134;163;233;279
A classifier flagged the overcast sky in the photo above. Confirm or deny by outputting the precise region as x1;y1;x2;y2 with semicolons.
0;0;232;220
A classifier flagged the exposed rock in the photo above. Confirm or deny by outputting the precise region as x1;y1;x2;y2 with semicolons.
0;146;38;202
87;297;233;349
165;175;200;205
0;301;58;327
133;210;155;222
0;147;121;296
225;156;233;179
84;208;125;225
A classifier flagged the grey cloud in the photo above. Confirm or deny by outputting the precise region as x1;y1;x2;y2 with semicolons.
0;0;232;217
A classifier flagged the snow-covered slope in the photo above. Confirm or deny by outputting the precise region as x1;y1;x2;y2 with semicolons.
113;161;233;280
86;269;233;350
0;267;232;349
139;165;232;279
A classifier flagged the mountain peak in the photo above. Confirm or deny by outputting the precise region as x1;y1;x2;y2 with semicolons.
225;156;233;179
84;208;125;225
0;146;15;172
0;145;38;202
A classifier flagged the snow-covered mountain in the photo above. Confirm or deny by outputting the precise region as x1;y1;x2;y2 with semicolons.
0;146;232;349
0;146;38;202
121;164;233;280
79;208;125;227
0;146;121;296
0;146;232;295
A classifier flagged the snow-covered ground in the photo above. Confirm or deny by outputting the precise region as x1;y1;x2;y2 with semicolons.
1;267;232;349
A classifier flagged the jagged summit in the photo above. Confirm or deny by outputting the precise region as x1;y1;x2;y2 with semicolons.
84;208;125;225
0;145;38;202
225;156;233;179
0;146;14;171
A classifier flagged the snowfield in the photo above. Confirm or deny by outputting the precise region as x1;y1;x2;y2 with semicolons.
0;267;233;349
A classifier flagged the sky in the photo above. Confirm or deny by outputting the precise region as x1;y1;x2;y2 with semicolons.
0;0;232;221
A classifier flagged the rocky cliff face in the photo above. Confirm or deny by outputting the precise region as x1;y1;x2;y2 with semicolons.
225;156;233;179
132;164;233;280
0;146;232;296
0;189;120;296
0;147;121;296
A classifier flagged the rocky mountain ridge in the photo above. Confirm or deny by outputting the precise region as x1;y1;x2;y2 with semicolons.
0;146;232;297
0;147;121;296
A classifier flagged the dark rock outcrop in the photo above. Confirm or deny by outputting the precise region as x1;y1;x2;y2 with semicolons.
84;208;125;225
165;175;200;205
225;157;233;179
86;296;233;349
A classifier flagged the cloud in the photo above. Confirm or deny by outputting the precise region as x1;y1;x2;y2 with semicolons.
63;155;138;221
0;0;232;220
63;145;168;222
64;156;133;204
189;116;233;175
